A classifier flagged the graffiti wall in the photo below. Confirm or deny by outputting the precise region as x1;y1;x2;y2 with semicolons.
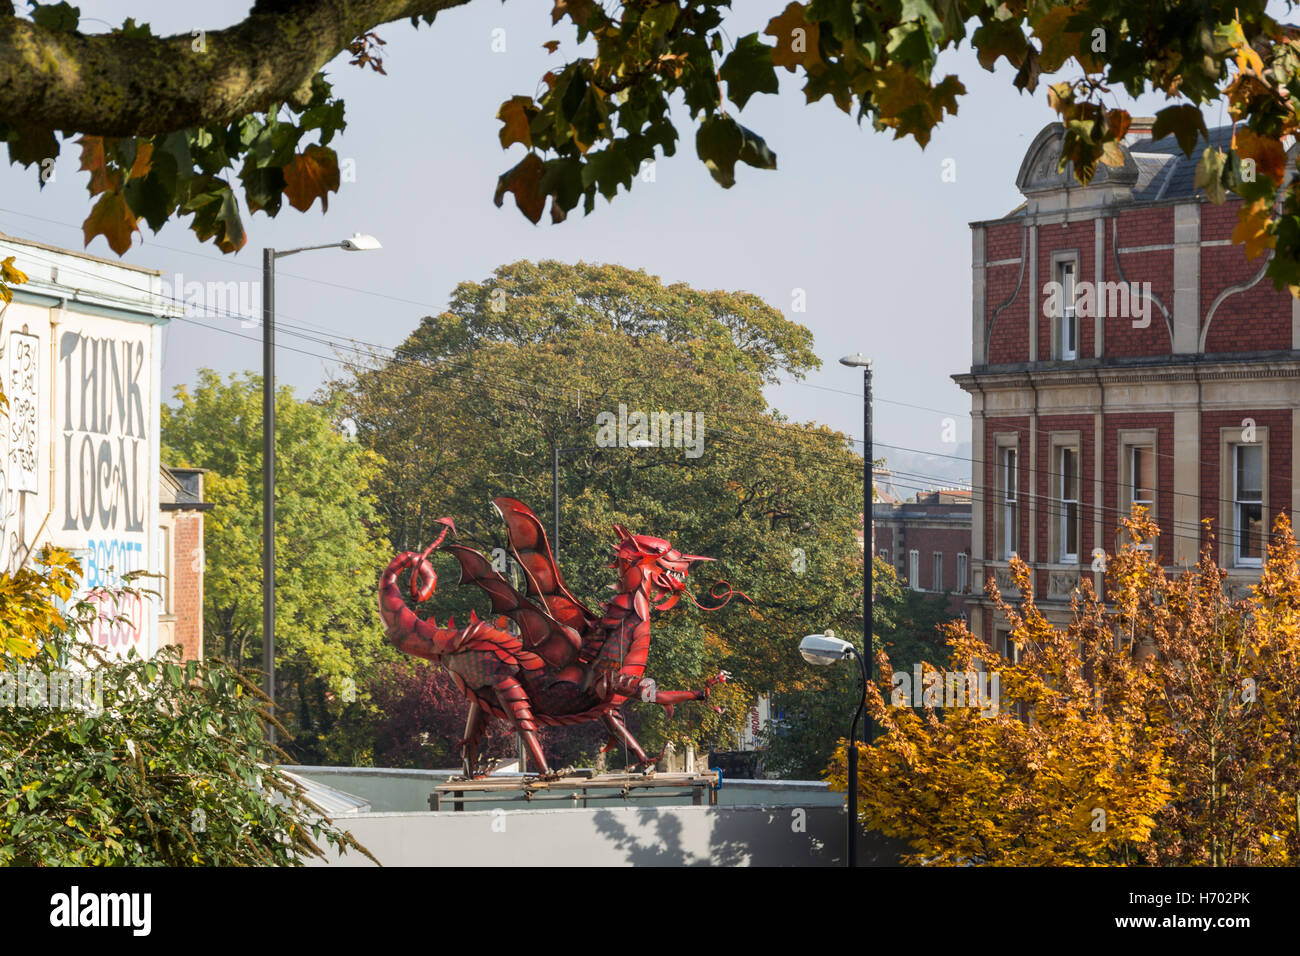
0;291;161;659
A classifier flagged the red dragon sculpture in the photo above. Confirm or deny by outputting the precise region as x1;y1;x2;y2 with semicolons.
378;497;745;777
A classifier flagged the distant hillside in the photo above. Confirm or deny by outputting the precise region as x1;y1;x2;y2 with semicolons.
877;442;972;501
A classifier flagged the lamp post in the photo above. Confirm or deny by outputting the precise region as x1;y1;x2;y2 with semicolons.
799;631;870;867
551;439;655;561
839;353;873;747
262;233;381;744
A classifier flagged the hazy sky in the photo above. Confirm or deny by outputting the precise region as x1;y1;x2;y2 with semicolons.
0;2;1193;489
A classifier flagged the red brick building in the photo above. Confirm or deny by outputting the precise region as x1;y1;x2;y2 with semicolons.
954;121;1299;652
158;466;210;661
873;489;972;618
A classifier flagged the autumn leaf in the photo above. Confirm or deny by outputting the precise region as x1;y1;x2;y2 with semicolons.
1195;147;1227;204
498;96;538;149
127;141;154;181
82;191;138;255
1;255;28;299
1233;126;1286;185
764;2;821;73
281;144;340;213
1032;6;1083;74
1151;105;1208;156
1233;197;1276;259
551;0;596;28
871;67;964;147
973;17;1029;70
493;151;547;223
78;135;118;195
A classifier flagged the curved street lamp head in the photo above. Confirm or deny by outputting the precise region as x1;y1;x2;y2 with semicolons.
341;233;382;251
799;631;855;666
839;353;871;368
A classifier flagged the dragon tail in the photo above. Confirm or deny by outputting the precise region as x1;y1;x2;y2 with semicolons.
378;521;461;661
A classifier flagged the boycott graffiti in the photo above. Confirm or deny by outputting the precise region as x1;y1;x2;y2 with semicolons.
85;589;145;652
84;538;144;589
59;330;147;535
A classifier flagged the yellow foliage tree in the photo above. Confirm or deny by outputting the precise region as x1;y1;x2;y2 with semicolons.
829;511;1300;866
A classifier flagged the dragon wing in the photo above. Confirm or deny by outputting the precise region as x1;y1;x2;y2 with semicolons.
492;497;600;635
445;543;581;670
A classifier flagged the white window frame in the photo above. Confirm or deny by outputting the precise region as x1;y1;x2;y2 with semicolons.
1059;446;1080;564
909;549;920;592
956;552;969;593
1118;431;1158;553
1000;445;1019;560
1233;443;1264;568
932;551;943;592
1051;253;1081;361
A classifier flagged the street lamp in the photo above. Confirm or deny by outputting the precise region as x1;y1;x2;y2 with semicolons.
839;352;873;749
262;233;381;744
800;629;870;867
551;438;655;561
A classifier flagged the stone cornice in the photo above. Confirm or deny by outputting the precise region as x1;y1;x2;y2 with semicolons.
953;352;1300;392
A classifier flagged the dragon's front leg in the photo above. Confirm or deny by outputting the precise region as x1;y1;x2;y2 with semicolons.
601;710;654;769
623;670;730;718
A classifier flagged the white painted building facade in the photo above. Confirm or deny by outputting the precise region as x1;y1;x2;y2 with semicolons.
1;233;181;659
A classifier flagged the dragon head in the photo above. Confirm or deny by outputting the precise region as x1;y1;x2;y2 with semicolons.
610;524;711;612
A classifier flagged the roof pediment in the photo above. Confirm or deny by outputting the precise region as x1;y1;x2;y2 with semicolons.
1015;123;1139;199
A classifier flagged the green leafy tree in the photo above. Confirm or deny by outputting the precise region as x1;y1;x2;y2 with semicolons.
3;2;1297;278
762;556;954;779
161;369;391;763
1;635;374;865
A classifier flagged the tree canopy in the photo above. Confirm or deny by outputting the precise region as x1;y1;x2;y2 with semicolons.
3;2;1300;284
832;512;1300;866
161;370;392;763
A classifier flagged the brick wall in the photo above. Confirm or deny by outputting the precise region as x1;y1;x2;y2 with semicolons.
983;201;1294;362
986;222;1029;364
171;512;204;661
1107;208;1175;356
1199;409;1292;552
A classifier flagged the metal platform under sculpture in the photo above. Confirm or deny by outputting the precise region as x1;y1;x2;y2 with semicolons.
430;771;721;811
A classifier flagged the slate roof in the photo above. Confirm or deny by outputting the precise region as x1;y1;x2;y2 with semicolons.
1126;125;1236;202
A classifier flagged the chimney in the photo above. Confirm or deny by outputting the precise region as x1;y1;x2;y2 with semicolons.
1124;117;1156;146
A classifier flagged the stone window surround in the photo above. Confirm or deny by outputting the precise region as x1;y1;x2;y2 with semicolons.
993;434;1021;561
1220;425;1268;569
1047;430;1083;564
1048;248;1082;361
1117;427;1158;552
